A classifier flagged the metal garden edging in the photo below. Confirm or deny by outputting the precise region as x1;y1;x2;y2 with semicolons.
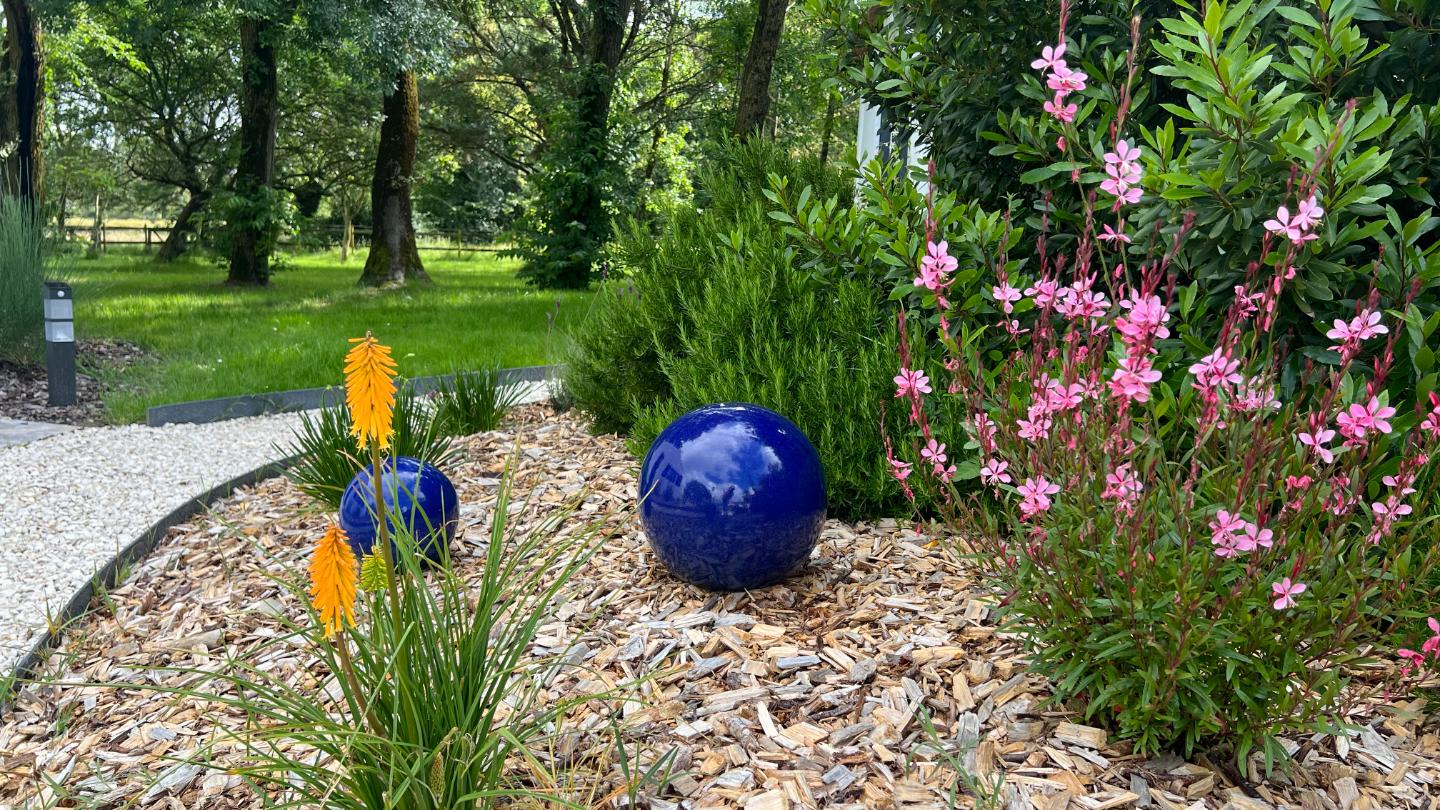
145;364;556;427
3;454;299;707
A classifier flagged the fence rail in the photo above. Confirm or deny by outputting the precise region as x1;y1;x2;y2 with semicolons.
56;223;506;253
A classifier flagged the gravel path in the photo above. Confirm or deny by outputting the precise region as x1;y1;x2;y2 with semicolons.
0;412;306;673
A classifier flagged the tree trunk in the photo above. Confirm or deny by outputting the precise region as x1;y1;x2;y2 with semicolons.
818;90;838;165
158;190;210;262
734;0;789;139
0;0;44;207
227;14;280;286
360;71;428;286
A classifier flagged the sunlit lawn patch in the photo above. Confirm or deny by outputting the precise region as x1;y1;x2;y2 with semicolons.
65;249;591;422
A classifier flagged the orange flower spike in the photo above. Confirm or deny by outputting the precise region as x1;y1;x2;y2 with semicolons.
309;525;359;638
344;333;398;451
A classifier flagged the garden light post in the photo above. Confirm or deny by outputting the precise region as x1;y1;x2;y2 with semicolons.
43;281;76;407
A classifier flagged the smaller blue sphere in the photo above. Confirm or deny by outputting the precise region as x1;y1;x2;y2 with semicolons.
338;456;459;565
639;403;827;591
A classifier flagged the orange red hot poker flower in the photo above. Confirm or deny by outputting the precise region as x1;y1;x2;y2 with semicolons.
344;333;398;451
309;525;359;638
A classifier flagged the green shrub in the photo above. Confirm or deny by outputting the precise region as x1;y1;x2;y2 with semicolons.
559;281;668;435
0;195;50;362
832;0;1440;397
432;368;524;436
282;382;455;507
564;139;910;517
629;252;907;519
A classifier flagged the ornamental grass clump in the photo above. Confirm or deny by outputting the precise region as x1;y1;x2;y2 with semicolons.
887;1;1440;766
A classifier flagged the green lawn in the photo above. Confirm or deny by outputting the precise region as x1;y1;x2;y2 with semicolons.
68;249;593;423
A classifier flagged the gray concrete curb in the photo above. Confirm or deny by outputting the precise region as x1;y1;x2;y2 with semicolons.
3;454;298;707
145;365;557;426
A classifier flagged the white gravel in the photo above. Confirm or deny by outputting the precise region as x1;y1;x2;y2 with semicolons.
0;412;307;673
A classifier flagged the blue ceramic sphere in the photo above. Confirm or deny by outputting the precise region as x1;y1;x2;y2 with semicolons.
338;456;459;565
639;403;827;591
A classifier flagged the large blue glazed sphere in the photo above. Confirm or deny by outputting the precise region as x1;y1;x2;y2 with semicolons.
639;403;827;591
338;456;459;565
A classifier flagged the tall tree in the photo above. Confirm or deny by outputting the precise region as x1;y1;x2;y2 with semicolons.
359;70;428;285
733;0;788;138
227;10;283;285
77;2;236;261
516;0;642;289
1;0;45;206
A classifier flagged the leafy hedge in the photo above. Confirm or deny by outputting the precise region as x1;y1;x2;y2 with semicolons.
563;140;915;518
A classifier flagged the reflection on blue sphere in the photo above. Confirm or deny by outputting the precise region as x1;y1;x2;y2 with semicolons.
338;456;459;565
639;403;827;591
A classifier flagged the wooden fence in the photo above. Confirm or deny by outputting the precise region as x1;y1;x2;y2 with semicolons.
57;223;504;253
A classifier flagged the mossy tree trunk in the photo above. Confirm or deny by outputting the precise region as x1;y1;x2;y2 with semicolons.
227;14;280;286
360;71;428;287
734;0;789;139
0;0;44;208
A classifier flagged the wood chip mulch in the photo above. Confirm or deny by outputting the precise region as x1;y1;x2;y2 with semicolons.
0;340;146;426
1;406;1436;809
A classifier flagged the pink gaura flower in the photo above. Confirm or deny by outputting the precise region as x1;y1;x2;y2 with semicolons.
932;461;957;482
1338;397;1396;439
914;263;945;292
1016;415;1053;442
1109;356;1162;404
1292;193;1324;231
1057;284;1110;322
1031;42;1067;72
1046;65;1088;95
1104;139;1142;167
889;458;912;481
920;439;948;465
1327;310;1387;357
1272;578;1307;610
1099;223;1131;244
1423;392;1440;437
1372;499;1412;520
1115;293;1171;343
1424;617;1440;657
992;282;1024;314
923;239;958;274
1239;521;1275;551
1099;140;1143;206
1025;278;1061;309
1327;309;1387;344
1044;93;1077;122
1382;474;1417;497
1263;204;1320;245
1209;509;1246;557
1102;462;1142;504
1298;428;1336;464
894;367;932;399
1017;476;1061;519
971;413;998;448
980;458;1011;488
1189;349;1244;393
1398;648;1426;677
